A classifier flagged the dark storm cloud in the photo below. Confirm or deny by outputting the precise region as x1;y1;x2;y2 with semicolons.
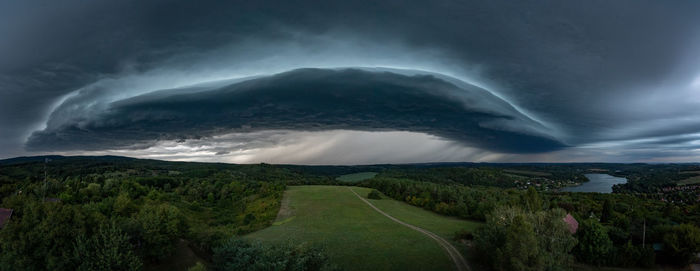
3;0;700;161
26;68;564;153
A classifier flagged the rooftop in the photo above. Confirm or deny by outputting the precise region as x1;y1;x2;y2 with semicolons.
563;213;579;234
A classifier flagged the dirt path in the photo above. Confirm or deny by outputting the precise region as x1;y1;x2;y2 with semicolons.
348;187;471;271
275;190;292;220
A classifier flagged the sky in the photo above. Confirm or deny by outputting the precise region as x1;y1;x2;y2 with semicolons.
2;0;700;164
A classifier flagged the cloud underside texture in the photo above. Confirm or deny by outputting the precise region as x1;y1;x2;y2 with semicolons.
3;1;700;161
26;68;564;154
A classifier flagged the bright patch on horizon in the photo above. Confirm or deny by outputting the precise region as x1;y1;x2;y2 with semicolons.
46;130;500;165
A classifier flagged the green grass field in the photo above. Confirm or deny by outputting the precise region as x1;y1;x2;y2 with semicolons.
678;175;700;185
336;172;378;182
678;171;700;185
245;186;481;271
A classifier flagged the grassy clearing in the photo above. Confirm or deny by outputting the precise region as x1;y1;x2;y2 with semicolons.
678;175;700;185
336;172;378;182
246;185;478;271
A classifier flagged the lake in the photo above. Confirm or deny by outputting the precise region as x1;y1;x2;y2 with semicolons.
561;173;627;193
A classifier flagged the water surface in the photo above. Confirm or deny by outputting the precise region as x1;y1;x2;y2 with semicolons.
561;173;627;193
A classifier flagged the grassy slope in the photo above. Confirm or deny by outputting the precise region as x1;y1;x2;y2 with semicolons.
336;172;378;182
350;187;481;241
246;185;478;271
677;175;700;185
351;187;484;268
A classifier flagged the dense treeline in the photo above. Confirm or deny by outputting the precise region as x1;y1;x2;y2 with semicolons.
374;165;597;191
212;238;333;271
614;167;700;193
380;167;522;188
361;177;700;269
362;177;517;220
0;157;329;270
282;162;700;193
287;163;597;190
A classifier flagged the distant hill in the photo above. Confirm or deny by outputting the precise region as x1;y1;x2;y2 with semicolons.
0;155;136;165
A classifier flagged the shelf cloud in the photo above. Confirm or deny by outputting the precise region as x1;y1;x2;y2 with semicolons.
26;68;565;154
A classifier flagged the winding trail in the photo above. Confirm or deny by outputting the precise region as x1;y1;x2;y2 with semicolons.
348;187;471;271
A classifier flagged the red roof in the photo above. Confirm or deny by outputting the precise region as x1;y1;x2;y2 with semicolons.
563;213;578;234
0;208;13;228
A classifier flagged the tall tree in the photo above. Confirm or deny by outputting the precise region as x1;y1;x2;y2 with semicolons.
575;219;613;266
533;208;577;270
662;224;700;266
524;186;543;212
475;206;575;271
135;202;185;261
73;222;142;271
500;215;542;270
600;199;613;223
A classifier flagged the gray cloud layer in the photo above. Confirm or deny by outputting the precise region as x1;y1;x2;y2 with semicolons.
26;68;564;153
2;0;700;162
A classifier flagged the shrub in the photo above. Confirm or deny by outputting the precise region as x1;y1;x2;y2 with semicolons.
661;223;700;266
212;238;331;271
73;222;142;271
453;229;473;241
188;262;207;271
611;240;655;268
135;202;185;260
367;190;382;200
474;206;576;271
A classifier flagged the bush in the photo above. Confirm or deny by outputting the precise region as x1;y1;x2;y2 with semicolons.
611;241;655;268
188;262;207;271
661;223;700;266
474;206;576;271
367;190;382;200
453;229;474;241
212;238;332;271
135;202;185;260
73;222;142;271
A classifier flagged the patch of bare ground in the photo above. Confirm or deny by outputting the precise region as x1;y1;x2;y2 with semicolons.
274;190;293;221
